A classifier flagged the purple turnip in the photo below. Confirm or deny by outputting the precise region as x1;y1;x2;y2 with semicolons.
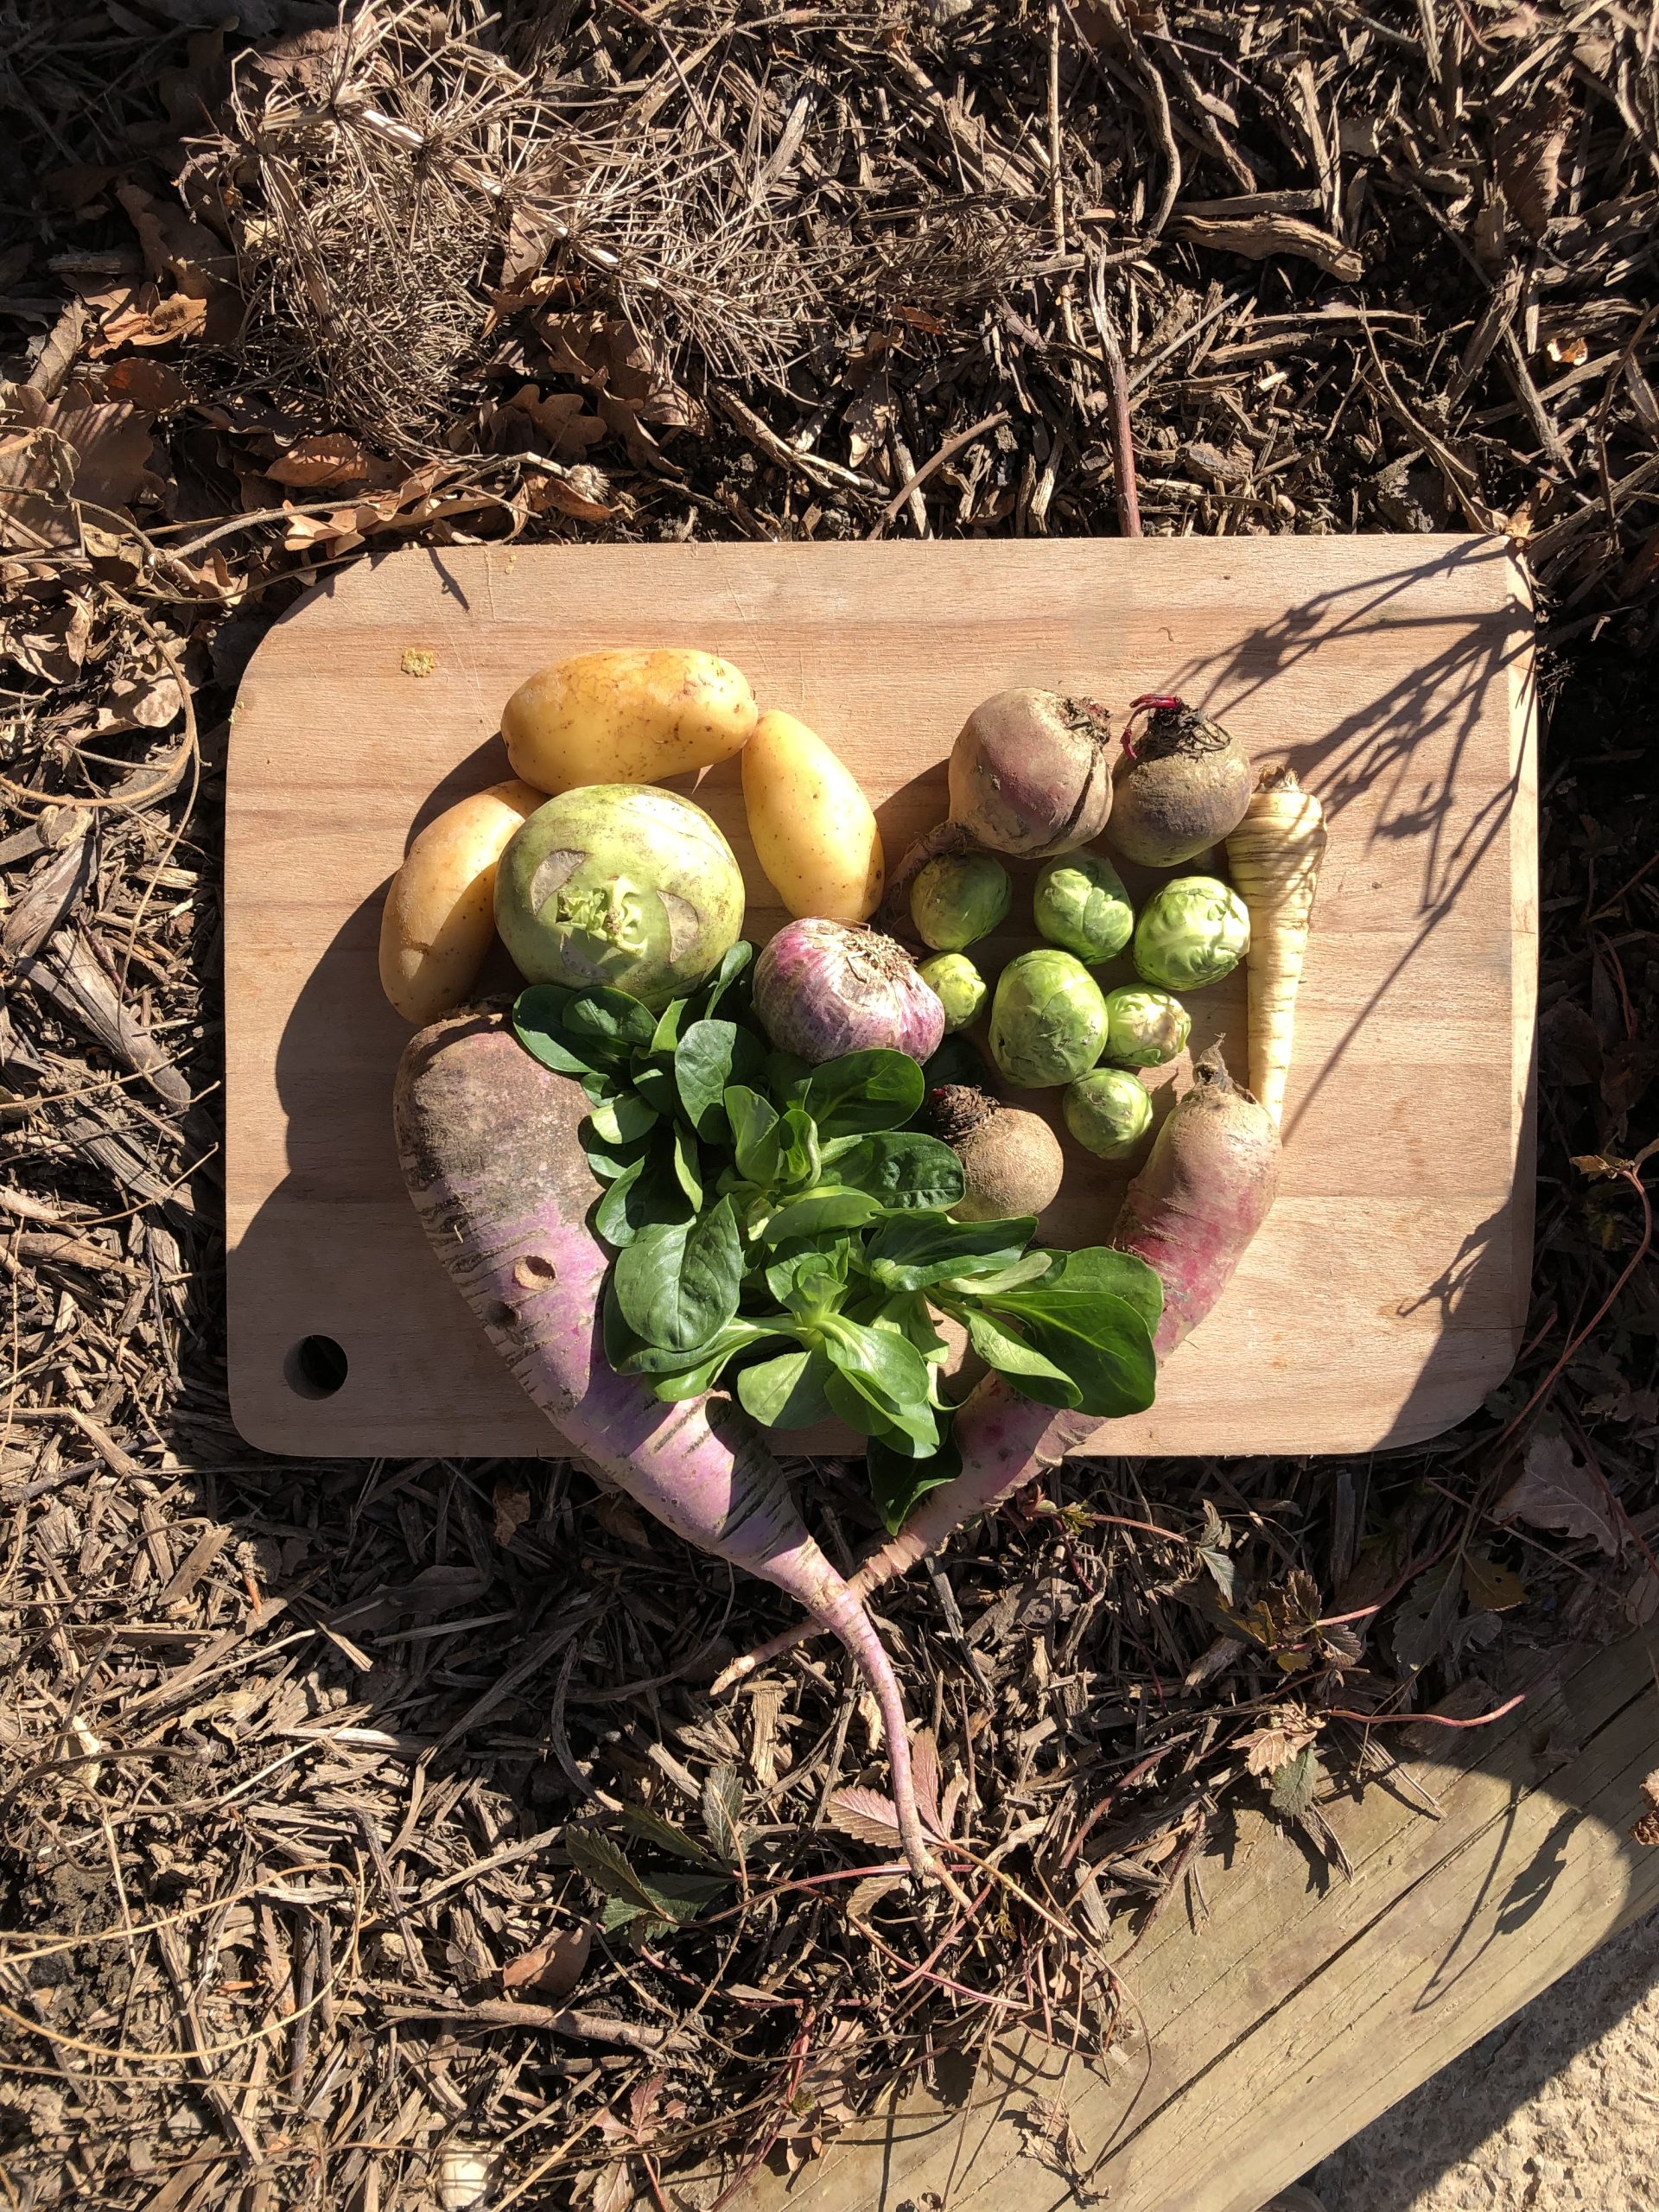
394;1008;938;1879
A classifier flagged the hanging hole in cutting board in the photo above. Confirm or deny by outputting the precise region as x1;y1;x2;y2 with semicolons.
284;1334;349;1399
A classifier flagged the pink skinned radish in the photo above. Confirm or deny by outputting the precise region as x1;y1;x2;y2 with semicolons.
393;1009;938;1880
714;1048;1280;1691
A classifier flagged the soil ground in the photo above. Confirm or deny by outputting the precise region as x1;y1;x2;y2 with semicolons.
1310;1910;1659;2212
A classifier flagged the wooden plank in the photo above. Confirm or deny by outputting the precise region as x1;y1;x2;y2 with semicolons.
713;1631;1659;2212
224;536;1536;1457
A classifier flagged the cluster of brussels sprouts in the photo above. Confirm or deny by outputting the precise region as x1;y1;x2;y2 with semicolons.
911;848;1249;1164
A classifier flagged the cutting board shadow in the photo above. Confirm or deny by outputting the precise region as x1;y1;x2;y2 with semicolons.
225;537;1536;1459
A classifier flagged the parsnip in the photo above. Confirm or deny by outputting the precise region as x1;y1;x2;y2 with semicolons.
1224;766;1327;1126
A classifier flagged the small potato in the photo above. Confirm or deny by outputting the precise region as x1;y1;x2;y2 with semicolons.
502;648;757;794
378;779;541;1025
741;709;884;923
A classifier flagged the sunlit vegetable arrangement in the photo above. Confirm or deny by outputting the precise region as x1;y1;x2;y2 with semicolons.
380;644;1326;1877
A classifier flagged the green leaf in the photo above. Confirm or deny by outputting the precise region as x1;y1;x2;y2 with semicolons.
757;1189;884;1245
823;1367;940;1450
613;1197;742;1352
615;1317;773;1376
871;1288;950;1364
588;1091;659;1147
594;1137;695;1247
736;1345;836;1428
513;985;599;1077
772;1104;822;1191
726;1086;781;1185
766;1244;849;1318
868;1426;962;1536
938;1250;1055;1297
1270;1746;1322;1820
963;1306;1081;1405
865;1212;1037;1292
563;1826;662;1915
618;1802;720;1866
819;1133;964;1211
1039;1246;1164;1336
632;1058;680;1116
675;1020;767;1141
602;1276;641;1371
976;1287;1157;1419
651;996;690;1054
793;1050;925;1137
671;1121;703;1207
563;986;658;1059
763;1048;813;1101
696;940;753;1020
580;1128;650;1185
821;1317;939;1446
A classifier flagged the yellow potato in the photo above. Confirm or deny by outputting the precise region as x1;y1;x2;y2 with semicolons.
501;648;757;793
378;779;541;1025
741;709;884;923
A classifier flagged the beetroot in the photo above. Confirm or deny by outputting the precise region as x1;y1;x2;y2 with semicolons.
1108;694;1253;868
882;687;1115;931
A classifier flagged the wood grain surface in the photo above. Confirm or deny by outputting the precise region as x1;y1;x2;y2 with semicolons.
225;537;1536;1457
709;1630;1659;2212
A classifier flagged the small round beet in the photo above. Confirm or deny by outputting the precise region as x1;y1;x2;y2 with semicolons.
1109;696;1253;868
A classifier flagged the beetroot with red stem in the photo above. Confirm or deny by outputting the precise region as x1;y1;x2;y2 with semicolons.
1107;693;1254;869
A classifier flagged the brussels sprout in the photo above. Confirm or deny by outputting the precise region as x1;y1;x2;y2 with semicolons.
1133;875;1249;992
910;850;1012;951
1103;985;1191;1067
496;784;745;1011
1033;852;1134;963
988;950;1109;1088
1063;1068;1154;1160
918;951;988;1033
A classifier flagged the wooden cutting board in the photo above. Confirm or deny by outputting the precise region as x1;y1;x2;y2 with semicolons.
225;537;1536;1459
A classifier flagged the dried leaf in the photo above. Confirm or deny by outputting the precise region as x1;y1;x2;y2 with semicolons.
1170;213;1363;282
826;1786;907;1847
492;1478;531;1546
702;1763;747;1873
1495;81;1573;238
1240;1706;1321;1778
491;385;608;465
1633;1772;1659;1848
1197;1497;1236;1601
1496;1434;1621;1556
1463;1551;1528;1612
502;1921;591;1999
267;434;393;489
845;1872;903;1922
